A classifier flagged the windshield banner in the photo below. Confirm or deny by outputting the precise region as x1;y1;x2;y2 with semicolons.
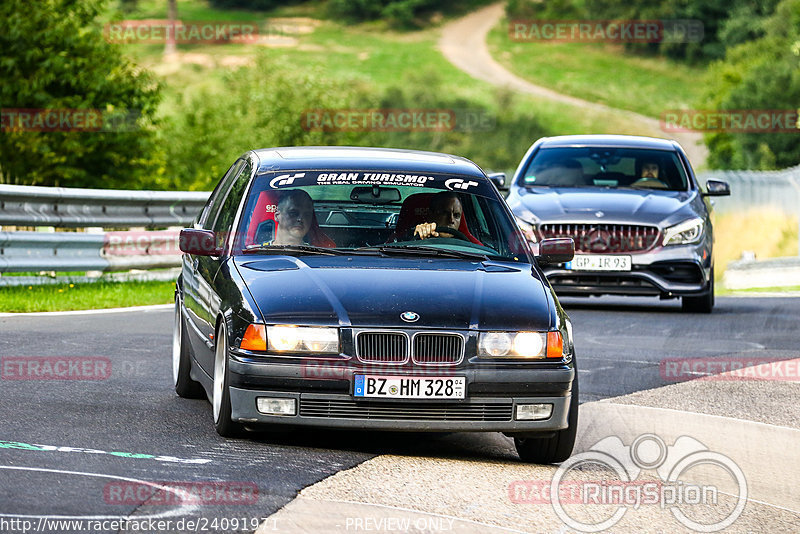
259;171;496;197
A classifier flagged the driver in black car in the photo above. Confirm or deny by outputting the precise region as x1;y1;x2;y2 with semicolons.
414;191;463;240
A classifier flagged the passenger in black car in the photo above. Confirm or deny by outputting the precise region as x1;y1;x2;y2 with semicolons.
273;190;314;245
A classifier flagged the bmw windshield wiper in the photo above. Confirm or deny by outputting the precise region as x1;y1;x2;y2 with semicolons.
243;244;383;256
243;244;344;256
358;245;489;260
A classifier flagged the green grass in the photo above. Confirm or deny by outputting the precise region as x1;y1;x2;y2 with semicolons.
114;0;327;20
117;0;661;149
717;285;800;295
0;281;175;312
487;18;706;119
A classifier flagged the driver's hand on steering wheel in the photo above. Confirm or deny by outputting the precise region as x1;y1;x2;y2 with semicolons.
414;222;443;239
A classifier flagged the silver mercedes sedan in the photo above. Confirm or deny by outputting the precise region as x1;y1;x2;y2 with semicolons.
504;135;730;313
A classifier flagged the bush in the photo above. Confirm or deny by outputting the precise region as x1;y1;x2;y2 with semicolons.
161;56;549;189
0;0;164;188
327;0;494;28
702;0;800;169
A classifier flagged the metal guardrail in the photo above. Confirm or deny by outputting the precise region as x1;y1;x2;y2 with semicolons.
0;184;209;228
0;184;205;276
1;169;799;278
723;257;800;290
0;230;183;273
698;165;800;256
698;165;800;216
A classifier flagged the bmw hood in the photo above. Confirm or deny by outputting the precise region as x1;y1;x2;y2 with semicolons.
234;256;552;331
513;187;696;226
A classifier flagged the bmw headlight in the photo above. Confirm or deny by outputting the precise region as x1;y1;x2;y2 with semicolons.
663;218;704;246
266;325;339;354
478;331;563;359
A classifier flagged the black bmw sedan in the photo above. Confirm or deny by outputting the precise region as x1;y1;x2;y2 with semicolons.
505;135;730;313
174;146;578;464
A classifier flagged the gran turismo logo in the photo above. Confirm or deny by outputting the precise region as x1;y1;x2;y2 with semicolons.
444;178;478;191
269;173;305;188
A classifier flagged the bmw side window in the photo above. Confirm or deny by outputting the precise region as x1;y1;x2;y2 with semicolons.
211;162;253;249
200;160;245;230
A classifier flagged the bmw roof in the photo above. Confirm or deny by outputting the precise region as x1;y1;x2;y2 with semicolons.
249;146;487;176
535;134;680;150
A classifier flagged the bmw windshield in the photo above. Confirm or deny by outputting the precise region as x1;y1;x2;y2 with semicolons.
233;170;530;262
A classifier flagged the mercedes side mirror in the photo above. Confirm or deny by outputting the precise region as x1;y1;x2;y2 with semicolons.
487;172;508;191
703;179;731;197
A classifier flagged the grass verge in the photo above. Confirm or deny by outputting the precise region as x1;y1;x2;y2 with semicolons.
717;285;800;296
0;281;175;313
713;210;799;282
487;18;706;119
118;0;659;163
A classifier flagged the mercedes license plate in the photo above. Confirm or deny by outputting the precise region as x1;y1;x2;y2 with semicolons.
566;254;632;271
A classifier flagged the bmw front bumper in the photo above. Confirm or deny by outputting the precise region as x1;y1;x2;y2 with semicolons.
226;356;574;433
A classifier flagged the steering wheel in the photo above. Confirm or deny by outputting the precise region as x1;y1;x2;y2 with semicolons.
411;226;470;241
631;178;669;189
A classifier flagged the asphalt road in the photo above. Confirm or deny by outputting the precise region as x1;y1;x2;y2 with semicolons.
0;295;797;533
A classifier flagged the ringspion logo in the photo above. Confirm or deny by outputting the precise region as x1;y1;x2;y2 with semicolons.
513;433;747;532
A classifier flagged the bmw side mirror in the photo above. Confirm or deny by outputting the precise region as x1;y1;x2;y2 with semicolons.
537;238;574;265
487;172;508;191
703;180;730;197
179;228;222;257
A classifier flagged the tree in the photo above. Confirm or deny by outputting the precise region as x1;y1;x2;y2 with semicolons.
702;0;800;169
165;0;177;56
0;0;164;188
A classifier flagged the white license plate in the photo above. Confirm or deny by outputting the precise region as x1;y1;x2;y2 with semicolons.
566;255;632;271
354;375;466;399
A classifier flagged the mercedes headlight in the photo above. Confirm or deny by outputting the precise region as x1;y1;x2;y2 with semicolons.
515;213;538;244
663;218;704;245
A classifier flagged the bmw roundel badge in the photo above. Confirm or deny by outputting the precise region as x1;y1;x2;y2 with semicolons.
400;311;419;323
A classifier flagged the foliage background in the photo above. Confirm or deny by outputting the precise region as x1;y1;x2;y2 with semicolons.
2;0;798;190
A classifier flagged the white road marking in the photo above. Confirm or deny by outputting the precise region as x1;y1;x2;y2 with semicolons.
0;465;197;520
